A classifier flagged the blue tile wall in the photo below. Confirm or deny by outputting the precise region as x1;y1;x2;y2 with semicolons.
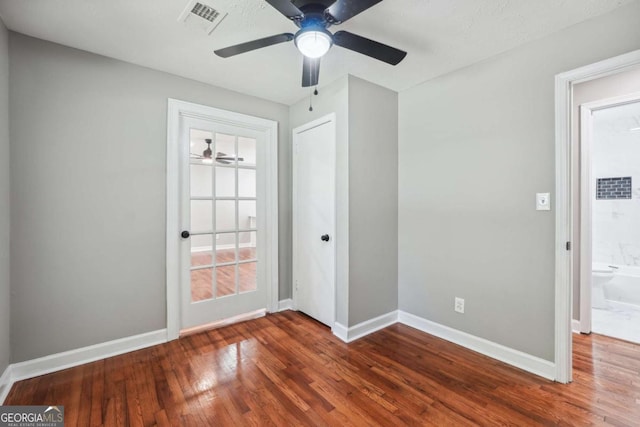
596;177;632;200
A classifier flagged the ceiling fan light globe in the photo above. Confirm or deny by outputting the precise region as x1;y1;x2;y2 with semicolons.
295;29;332;58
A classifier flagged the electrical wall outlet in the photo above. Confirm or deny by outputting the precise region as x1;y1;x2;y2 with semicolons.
536;193;551;211
454;297;465;314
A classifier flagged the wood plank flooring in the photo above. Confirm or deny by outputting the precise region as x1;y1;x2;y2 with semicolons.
5;311;640;426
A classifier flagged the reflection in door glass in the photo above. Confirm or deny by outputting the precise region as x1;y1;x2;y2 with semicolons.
190;129;214;163
191;234;213;267
190;164;212;198
215;167;235;197
215;133;236;164
187;128;260;305
238;137;256;166
216;233;237;265
238;200;256;230
216;200;235;231
191;268;213;302
239;262;257;293
191;200;213;233
238;231;256;261
238;168;256;198
216;265;236;297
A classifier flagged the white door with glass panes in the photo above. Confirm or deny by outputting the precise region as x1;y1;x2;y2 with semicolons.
180;116;266;329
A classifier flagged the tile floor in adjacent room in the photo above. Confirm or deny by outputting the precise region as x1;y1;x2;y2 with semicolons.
592;303;640;344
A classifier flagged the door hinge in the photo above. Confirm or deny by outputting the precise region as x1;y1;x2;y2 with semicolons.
566;241;571;251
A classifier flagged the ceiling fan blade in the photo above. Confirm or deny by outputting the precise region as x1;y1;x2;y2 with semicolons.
214;33;294;58
215;152;245;162
325;0;382;24
216;157;245;161
190;153;204;159
302;56;320;87
333;31;406;65
216;159;232;165
265;0;304;20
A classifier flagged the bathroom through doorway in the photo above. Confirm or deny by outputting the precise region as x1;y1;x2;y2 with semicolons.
574;69;640;343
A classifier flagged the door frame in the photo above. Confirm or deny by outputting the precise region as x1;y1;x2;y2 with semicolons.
578;91;640;334
554;48;640;383
166;98;279;340
292;113;337;328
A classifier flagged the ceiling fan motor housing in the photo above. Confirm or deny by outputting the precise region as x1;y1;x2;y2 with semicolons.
203;138;213;159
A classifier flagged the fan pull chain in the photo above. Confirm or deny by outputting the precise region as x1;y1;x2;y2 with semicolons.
308;87;319;112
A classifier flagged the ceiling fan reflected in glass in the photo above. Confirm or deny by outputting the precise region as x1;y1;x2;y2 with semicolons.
214;0;407;87
190;139;244;164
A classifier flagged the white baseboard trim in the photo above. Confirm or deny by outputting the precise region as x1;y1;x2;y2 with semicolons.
572;319;581;334
9;329;168;385
0;364;12;404
333;311;398;343
397;311;556;381
277;299;293;312
1;310;560;404
332;322;349;342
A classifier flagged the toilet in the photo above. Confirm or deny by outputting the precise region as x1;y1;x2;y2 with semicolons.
592;263;615;309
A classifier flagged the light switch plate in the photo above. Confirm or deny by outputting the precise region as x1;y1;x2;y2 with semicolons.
536;193;551;211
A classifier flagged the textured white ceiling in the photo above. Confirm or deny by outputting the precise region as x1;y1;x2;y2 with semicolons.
0;0;634;105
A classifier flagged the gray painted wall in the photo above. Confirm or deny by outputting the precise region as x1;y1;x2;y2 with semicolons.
348;76;398;325
398;2;640;362
9;33;290;362
0;18;10;377
290;76;399;327
572;67;640;321
290;76;350;325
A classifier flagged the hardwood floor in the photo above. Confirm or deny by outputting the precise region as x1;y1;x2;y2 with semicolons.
5;311;640;426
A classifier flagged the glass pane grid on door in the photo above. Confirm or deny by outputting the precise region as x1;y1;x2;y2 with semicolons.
189;130;258;303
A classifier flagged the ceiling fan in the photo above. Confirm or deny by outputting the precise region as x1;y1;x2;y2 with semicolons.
214;0;407;87
190;139;245;164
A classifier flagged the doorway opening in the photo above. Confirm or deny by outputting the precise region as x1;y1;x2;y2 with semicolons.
166;99;279;340
555;50;640;383
578;90;640;344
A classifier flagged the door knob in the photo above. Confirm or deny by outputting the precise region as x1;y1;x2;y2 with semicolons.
321;234;330;242
181;230;190;239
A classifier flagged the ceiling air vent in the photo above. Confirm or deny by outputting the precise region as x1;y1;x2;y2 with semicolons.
191;3;219;22
178;0;227;35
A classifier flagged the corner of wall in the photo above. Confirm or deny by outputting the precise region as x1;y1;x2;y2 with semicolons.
0;15;12;380
346;77;399;326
